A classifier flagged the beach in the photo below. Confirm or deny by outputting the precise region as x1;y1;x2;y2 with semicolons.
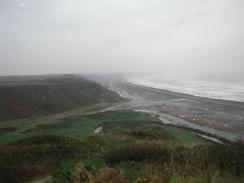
110;80;244;143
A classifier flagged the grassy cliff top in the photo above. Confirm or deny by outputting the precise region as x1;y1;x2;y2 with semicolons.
0;74;122;121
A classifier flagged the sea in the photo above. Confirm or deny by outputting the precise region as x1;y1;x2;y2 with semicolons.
127;74;244;103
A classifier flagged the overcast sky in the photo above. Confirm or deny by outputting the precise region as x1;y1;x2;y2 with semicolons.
0;0;243;76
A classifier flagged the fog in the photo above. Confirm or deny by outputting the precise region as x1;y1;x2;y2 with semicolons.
0;0;244;76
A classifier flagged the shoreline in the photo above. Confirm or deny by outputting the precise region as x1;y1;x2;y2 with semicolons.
111;80;244;143
123;80;244;107
127;79;244;104
133;109;230;144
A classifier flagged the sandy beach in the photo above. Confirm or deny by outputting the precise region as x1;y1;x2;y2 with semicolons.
110;80;244;143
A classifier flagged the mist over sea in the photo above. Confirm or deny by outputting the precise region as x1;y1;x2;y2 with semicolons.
127;74;244;102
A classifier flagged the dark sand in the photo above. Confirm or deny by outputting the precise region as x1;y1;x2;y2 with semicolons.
110;80;244;143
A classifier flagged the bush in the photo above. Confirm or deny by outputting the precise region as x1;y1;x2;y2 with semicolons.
0;160;20;183
171;145;244;176
104;143;170;164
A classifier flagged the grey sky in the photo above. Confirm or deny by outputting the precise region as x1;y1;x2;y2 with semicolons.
0;0;244;75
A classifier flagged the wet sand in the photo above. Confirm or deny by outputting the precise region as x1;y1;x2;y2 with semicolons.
110;80;244;143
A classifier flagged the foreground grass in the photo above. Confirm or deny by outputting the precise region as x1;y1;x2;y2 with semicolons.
1;111;242;183
1;131;243;183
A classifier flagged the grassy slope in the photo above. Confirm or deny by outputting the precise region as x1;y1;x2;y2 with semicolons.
0;110;243;183
0;111;209;144
0;75;122;121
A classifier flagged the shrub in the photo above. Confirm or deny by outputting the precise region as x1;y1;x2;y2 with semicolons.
104;143;170;164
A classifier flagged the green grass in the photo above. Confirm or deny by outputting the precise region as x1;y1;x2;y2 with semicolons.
0;111;211;145
0;126;243;183
1;110;238;183
161;126;212;145
104;143;171;164
52;159;78;183
0;111;158;144
0;135;84;183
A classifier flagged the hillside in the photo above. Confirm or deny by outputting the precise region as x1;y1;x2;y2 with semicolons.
0;75;243;183
0;110;243;183
0;75;122;121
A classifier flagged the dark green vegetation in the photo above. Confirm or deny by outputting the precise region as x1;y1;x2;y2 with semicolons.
0;110;243;183
0;126;17;136
0;111;209;144
0;74;122;121
0;110;161;144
